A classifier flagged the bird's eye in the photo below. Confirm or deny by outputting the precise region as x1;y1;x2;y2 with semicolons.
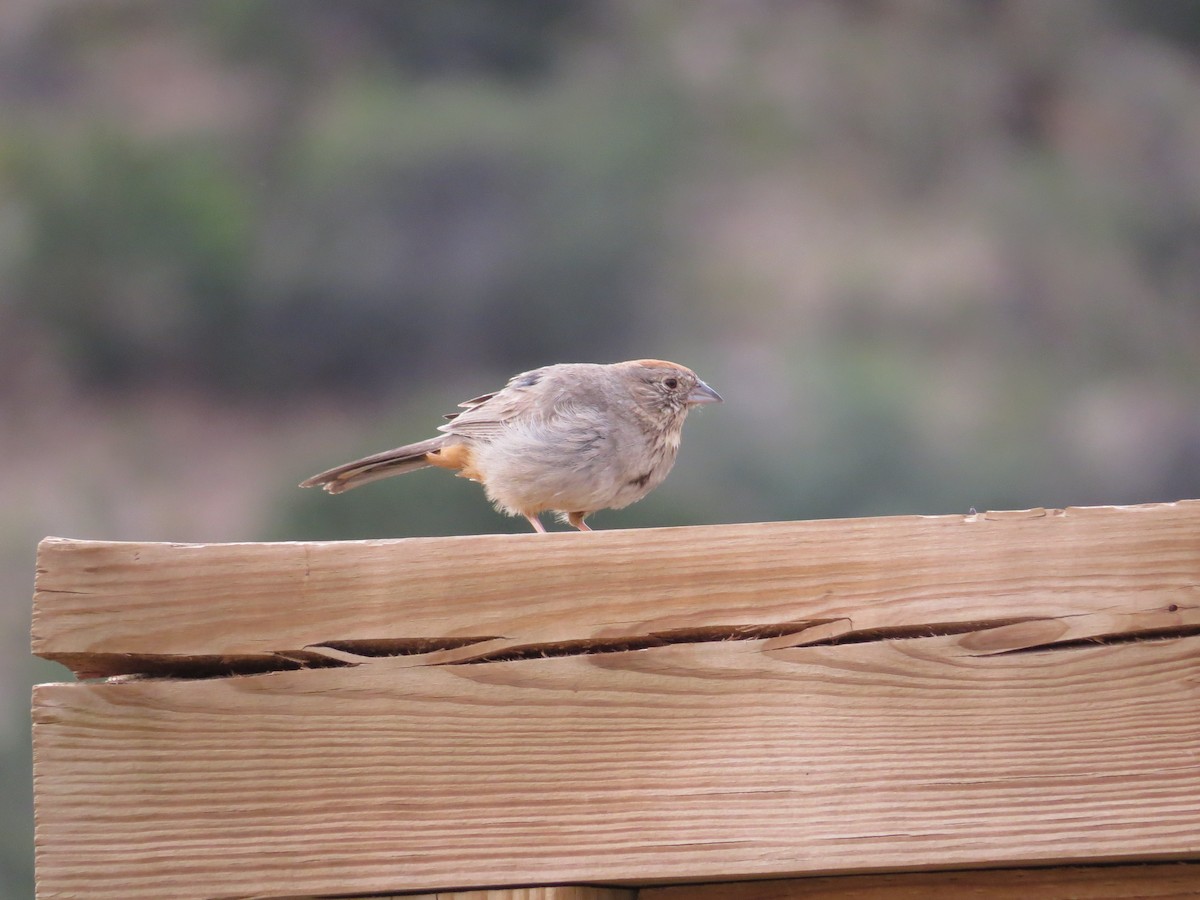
663;377;679;390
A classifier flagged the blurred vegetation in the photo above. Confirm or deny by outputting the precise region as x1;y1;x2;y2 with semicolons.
3;1;1200;896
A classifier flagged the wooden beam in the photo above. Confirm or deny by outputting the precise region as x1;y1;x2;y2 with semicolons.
32;501;1200;677
33;631;1200;899
641;863;1200;898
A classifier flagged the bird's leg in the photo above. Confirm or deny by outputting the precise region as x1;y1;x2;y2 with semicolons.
524;514;547;533
567;511;592;532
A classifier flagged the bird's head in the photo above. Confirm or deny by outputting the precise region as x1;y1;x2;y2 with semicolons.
618;359;723;420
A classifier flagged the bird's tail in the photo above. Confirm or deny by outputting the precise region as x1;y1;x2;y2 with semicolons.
299;436;453;494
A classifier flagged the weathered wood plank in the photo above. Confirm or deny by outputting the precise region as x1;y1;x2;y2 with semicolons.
32;501;1200;676
33;632;1200;900
641;863;1200;898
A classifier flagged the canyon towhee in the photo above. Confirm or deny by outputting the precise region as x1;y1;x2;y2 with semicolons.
300;359;722;532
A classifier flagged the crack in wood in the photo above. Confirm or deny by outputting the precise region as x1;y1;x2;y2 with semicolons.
979;622;1200;655
59;651;355;682
311;636;500;657
778;617;1044;648
445;622;838;664
54;612;1200;682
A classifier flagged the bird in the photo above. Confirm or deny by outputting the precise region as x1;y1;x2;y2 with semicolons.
300;359;722;532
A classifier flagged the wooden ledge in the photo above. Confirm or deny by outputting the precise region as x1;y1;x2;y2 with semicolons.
31;501;1200;899
32;500;1200;679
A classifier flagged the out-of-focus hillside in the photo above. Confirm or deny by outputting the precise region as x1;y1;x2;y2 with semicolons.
3;2;1200;896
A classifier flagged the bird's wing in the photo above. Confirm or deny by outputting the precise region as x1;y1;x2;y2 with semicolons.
437;367;553;440
442;391;496;421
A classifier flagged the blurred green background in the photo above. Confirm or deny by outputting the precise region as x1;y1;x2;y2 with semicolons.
4;1;1200;895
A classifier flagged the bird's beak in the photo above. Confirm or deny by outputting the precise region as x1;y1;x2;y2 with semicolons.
686;379;723;405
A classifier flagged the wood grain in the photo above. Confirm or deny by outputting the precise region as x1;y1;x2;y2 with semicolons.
32;501;1200;676
642;864;1200;899
33;632;1200;900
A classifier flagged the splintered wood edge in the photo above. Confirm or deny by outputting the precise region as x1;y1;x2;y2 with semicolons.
32;499;1200;678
